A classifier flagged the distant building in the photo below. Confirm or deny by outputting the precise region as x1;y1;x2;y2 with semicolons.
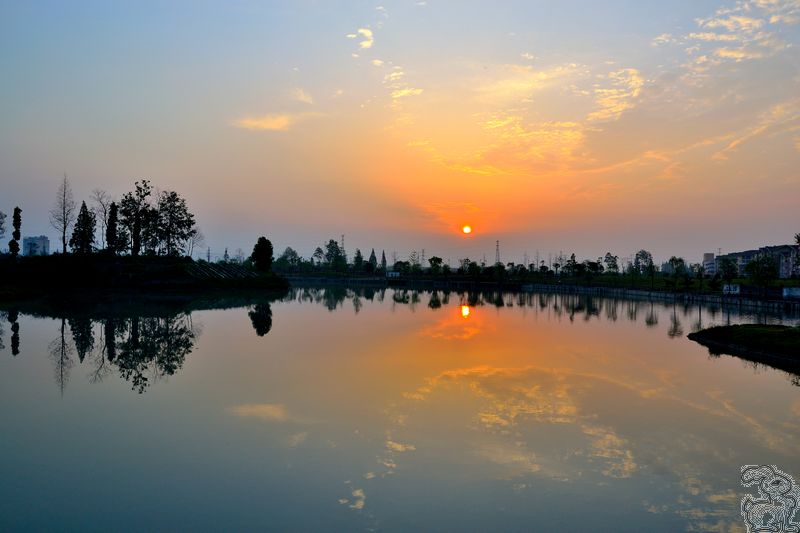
702;253;716;276
22;236;50;256
716;244;799;279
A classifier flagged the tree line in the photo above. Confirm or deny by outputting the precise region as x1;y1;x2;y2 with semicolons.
1;175;201;257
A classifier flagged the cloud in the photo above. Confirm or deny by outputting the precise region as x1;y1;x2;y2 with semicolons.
474;63;581;105
233;112;321;131
291;88;313;104
652;33;676;45
229;403;290;421
520;52;535;60
371;59;384;67
357;28;374;49
587;68;644;122
687;32;739;41
391;87;423;99
386;439;416;452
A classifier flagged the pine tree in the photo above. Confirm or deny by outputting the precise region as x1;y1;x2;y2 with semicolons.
106;202;119;254
69;201;96;254
368;248;378;268
380;250;387;271
8;207;21;258
353;248;364;270
250;237;274;272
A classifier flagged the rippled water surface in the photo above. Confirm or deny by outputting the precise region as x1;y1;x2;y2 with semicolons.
1;288;799;531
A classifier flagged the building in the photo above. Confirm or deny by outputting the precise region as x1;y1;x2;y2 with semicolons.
716;244;799;279
22;236;50;256
702;253;716;276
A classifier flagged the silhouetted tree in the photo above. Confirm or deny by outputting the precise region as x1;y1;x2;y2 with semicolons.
248;304;273;336
745;255;777;290
251;237;274;272
368;249;378;270
274;247;300;271
353;248;364;271
156;190;196;256
0;210;6;241
50;174;76;253
8;207;21;258
324;239;346;271
69;201;96;254
119;180;153;256
603;253;619;275
90;189;112;248
718;257;738;287
312;247;324;265
429;256;443;275
49;318;74;395
106;202;119;254
380;250;387;271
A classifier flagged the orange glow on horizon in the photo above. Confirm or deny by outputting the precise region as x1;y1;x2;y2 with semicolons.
461;305;471;318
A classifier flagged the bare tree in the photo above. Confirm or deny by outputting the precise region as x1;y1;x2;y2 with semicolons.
90;188;112;248
50;174;77;253
188;227;205;258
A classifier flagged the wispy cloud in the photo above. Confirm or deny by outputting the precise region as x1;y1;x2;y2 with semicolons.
233;112;321;131
357;28;374;49
291;88;313;104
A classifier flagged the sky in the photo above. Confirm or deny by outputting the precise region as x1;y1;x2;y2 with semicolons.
1;0;799;266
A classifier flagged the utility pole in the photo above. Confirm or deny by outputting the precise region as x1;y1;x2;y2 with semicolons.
495;240;501;265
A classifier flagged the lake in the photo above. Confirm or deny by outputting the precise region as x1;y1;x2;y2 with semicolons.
1;287;799;532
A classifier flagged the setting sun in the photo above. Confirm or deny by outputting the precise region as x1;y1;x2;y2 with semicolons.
462;225;472;234
461;305;471;318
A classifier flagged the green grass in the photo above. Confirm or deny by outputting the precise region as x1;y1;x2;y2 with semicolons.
688;324;800;359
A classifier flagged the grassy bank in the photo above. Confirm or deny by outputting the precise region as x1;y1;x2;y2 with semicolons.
688;325;800;373
0;255;288;300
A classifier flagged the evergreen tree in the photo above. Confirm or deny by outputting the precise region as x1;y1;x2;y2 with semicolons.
9;207;21;258
380;250;387;271
251;237;274;272
106;202;119;254
69;201;96;254
353;248;364;270
368;249;378;268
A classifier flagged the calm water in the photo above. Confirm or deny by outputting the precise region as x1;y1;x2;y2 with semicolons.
1;288;799;532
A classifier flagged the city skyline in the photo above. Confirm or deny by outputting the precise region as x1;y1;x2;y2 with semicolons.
2;1;799;263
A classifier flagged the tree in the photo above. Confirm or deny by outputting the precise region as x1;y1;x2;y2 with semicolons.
0;210;6;241
429;256;443;275
9;207;21;258
106;202;119;254
188;228;205;258
90;189;112;248
744;255;777;289
633;250;653;276
718;257;738;287
250;237;274;272
368;249;378;269
274;247;301;272
603;253;619;275
380;250;387;271
50;174;77;253
312;247;324;265
119;180;153;256
156;190;196;256
69;201;96;254
353;248;364;271
668;256;687;289
693;264;705;293
324;239;346;271
248;304;273;336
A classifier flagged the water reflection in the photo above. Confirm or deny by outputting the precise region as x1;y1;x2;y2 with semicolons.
2;287;800;531
1;294;282;394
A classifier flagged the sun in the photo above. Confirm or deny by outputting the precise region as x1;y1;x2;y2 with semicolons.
462;225;472;234
461;305;471;318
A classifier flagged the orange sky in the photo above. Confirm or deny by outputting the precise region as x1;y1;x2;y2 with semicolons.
1;1;798;263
